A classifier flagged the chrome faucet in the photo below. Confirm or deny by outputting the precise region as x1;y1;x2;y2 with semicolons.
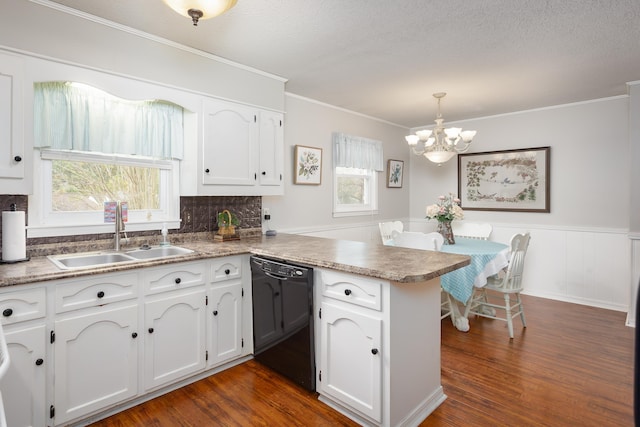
114;201;126;251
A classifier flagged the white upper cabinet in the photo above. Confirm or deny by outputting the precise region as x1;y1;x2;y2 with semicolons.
0;51;29;194
193;97;284;196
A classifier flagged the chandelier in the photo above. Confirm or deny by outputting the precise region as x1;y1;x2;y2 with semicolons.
163;0;237;26
405;92;476;166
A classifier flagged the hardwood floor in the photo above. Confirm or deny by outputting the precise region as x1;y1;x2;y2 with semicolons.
90;295;634;426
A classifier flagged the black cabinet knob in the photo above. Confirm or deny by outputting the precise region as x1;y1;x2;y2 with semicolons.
205;168;210;173
175;278;181;284
14;155;22;162
97;291;105;298
2;308;13;317
261;171;266;175
213;310;218;316
224;269;230;275
132;332;138;338
35;358;44;366
344;289;352;296
148;328;154;333
371;348;379;355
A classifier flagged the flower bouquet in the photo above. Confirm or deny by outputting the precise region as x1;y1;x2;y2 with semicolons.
426;193;463;244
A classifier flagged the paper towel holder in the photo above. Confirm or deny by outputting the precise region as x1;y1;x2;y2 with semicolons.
0;203;30;264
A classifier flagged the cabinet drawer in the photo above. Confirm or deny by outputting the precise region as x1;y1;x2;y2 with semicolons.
320;270;383;311
144;261;206;295
0;287;46;325
210;256;242;283
55;273;138;313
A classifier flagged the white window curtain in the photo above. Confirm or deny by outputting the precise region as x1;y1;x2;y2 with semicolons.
33;82;184;160
333;132;384;171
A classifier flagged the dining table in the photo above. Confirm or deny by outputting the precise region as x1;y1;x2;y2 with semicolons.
439;237;510;332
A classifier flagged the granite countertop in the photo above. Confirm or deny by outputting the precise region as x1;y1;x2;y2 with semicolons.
0;233;470;287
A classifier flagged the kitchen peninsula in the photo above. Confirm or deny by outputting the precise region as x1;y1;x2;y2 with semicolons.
0;234;469;427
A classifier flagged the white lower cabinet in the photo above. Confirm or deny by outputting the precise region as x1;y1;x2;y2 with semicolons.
144;288;207;390
316;268;445;427
54;303;139;425
319;301;382;422
1;324;47;427
207;280;243;368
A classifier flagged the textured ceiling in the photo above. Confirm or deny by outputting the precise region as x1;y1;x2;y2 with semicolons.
44;0;640;127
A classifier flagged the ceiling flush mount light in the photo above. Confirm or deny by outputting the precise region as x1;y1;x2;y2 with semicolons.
405;92;476;166
163;0;238;26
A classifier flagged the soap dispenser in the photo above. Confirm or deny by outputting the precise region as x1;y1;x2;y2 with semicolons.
160;223;170;246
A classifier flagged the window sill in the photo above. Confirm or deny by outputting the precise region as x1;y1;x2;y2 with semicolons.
27;219;181;238
332;210;379;218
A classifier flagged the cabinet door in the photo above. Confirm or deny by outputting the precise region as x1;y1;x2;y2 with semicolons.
0;324;46;427
258;111;283;187
319;302;382;423
207;281;243;367
0;52;24;182
54;304;138;425
202;98;258;186
144;289;206;390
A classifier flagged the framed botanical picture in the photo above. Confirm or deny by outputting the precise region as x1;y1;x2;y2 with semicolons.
294;145;322;185
458;146;550;212
386;159;404;188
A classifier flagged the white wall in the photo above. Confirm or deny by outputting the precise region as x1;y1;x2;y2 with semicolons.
262;94;411;243
406;97;632;314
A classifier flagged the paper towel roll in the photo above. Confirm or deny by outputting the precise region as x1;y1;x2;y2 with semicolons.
2;210;26;261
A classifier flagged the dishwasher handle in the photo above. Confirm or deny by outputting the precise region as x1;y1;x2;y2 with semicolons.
264;271;289;281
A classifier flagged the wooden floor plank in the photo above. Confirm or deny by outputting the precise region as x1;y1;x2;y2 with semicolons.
90;295;634;426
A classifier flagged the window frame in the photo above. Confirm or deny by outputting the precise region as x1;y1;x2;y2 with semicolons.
333;166;379;217
28;149;181;238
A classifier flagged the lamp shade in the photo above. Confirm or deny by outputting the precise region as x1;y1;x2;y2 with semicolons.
164;0;237;21
424;150;456;164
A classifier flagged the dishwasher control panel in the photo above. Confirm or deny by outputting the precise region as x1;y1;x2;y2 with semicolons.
251;256;309;278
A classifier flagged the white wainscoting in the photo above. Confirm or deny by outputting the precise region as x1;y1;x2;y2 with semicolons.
280;220;632;318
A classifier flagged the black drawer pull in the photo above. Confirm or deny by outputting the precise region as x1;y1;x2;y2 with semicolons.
14;155;22;162
97;291;105;298
224;269;230;275
213;310;218;316
2;308;13;317
148;328;154;333
371;348;379;355
131;332;138;339
175;278;181;284
35;358;44;366
261;171;266;175
344;289;352;296
205;168;210;173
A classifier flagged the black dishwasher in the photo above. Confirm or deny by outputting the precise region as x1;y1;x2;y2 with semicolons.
250;256;315;391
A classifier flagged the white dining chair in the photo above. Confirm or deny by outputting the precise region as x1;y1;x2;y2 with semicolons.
391;231;444;251
451;222;492;240
378;221;403;245
390;231;451;319
463;232;531;339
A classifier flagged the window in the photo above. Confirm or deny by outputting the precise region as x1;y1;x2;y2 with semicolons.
334;167;378;216
28;82;183;238
332;132;383;217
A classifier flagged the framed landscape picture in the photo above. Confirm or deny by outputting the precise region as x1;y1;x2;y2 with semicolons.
458;147;550;212
294;145;322;185
386;159;404;188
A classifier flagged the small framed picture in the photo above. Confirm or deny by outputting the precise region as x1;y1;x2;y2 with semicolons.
294;145;322;185
386;159;404;188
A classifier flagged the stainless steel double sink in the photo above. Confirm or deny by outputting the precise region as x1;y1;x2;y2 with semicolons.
47;245;194;270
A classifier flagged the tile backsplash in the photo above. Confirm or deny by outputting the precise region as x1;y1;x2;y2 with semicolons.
0;195;262;258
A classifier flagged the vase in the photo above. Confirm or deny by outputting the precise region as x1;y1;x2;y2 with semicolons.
437;220;455;245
